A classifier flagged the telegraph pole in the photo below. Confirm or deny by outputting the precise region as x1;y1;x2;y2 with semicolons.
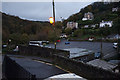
53;0;55;26
52;0;56;49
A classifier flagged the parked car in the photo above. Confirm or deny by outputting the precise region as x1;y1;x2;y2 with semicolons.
95;52;101;59
13;46;19;52
57;40;60;42
113;43;118;49
2;44;7;48
65;42;70;44
88;38;94;41
60;34;67;39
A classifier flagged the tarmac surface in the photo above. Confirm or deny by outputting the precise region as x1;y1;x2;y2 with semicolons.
49;40;118;59
8;55;67;79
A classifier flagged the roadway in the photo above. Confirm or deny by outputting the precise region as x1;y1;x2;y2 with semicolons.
9;55;67;79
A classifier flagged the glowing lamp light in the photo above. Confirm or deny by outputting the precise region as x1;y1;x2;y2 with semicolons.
49;17;54;24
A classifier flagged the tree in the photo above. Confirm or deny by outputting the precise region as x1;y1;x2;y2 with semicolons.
55;21;62;29
65;28;72;35
113;18;120;34
20;33;29;44
9;33;21;45
73;29;83;37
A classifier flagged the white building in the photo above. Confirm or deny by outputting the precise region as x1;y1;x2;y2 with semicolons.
84;25;89;28
82;12;94;21
106;34;120;39
91;25;96;28
82;18;88;21
66;22;78;29
112;7;118;12
99;20;113;28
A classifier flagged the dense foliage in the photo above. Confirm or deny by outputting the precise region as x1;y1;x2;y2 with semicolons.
2;2;120;45
2;13;62;45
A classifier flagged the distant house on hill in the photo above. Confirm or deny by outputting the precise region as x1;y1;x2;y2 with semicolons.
82;12;94;21
99;20;113;28
106;34;120;39
112;7;118;12
66;22;78;29
84;25;89;28
104;2;111;4
83;24;98;28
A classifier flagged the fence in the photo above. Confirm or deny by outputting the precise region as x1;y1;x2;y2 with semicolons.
2;55;36;80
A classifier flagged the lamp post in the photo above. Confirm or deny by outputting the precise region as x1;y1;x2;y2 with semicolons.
100;34;103;59
8;39;11;51
49;0;56;49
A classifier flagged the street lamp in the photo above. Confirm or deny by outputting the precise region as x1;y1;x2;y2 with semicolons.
49;17;56;49
49;17;54;24
49;0;56;49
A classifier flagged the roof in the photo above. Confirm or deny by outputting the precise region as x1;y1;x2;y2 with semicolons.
87;59;117;71
45;73;86;80
107;34;120;38
108;60;120;65
64;48;94;58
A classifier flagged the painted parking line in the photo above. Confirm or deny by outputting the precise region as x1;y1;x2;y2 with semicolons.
32;59;71;73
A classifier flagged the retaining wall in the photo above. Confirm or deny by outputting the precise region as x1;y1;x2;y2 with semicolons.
19;45;120;79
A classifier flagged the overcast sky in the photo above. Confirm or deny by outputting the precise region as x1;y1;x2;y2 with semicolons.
2;2;93;21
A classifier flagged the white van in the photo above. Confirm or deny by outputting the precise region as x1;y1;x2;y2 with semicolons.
29;41;42;46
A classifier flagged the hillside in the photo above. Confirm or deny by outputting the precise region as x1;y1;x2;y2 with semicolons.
63;2;120;26
2;12;61;44
63;2;120;40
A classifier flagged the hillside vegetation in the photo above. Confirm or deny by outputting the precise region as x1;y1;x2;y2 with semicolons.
2;2;120;45
63;2;120;39
2;13;62;45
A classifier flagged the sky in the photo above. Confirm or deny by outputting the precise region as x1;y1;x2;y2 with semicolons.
2;2;93;21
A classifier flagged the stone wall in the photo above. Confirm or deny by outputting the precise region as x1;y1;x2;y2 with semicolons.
19;45;69;58
52;54;120;79
19;45;120;79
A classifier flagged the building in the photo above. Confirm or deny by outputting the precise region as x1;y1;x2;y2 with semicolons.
64;48;95;62
84;25;89;28
66;22;78;29
91;25;96;28
99;20;113;28
104;2;111;4
83;24;98;28
112;7;118;12
82;12;94;21
106;34;120;40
